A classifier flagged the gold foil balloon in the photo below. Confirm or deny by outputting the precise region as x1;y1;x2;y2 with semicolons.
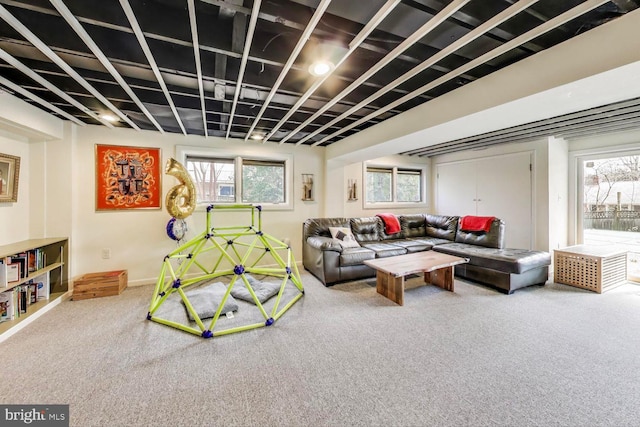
165;158;196;219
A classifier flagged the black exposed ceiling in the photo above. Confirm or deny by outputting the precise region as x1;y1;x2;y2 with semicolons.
0;0;638;151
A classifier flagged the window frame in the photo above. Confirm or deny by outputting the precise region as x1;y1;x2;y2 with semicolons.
363;161;428;210
176;145;293;211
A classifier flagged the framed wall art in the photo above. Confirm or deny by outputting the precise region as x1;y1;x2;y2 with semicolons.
95;144;162;211
0;153;20;203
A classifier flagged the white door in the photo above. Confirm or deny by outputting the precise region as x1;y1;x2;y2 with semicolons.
436;161;477;217
436;152;533;249
476;153;532;249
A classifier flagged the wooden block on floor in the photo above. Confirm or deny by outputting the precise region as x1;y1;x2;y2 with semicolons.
73;270;128;300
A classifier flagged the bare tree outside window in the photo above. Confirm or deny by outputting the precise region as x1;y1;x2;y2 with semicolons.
583;156;640;231
186;157;234;203
583;155;640;283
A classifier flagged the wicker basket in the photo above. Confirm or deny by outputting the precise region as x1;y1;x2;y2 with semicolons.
554;246;627;293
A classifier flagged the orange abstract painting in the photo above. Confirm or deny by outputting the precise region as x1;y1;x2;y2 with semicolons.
96;144;161;210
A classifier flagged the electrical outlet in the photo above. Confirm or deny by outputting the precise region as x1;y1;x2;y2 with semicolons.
101;248;111;259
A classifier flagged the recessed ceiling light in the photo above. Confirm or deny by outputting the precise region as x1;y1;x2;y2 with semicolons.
101;114;118;122
308;60;333;77
250;132;265;140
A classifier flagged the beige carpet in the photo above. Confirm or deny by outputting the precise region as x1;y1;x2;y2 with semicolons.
2;272;640;427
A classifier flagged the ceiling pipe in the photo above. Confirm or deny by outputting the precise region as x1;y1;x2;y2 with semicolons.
0;75;85;125
225;0;262;139
119;0;187;134
50;0;164;133
316;0;610;146
187;0;208;137
261;0;402;144
243;0;333;142
265;0;472;144
0;5;123;128
301;0;540;146
0;47;112;127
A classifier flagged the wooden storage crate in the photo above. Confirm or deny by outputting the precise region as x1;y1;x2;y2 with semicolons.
554;246;627;293
73;270;128;300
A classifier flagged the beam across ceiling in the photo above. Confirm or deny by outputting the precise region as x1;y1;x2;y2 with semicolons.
0;75;85;125
269;0;472;144
257;0;403;144
187;0;207;136
119;0;187;134
243;0;333;141
49;0;164;133
317;0;611;147
224;0;262;139
301;0;540;146
0;47;112;126
0;4;125;128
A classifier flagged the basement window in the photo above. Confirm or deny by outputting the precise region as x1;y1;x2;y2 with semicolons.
177;146;292;210
364;164;427;208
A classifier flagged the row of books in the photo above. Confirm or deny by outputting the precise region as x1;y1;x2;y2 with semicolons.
0;249;47;288
0;279;49;322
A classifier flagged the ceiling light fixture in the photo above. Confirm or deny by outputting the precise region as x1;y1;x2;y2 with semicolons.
250;132;265;140
101;114;118;122
308;60;333;77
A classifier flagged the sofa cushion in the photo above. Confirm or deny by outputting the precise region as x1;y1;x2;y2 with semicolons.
340;247;376;266
303;217;350;238
425;214;459;241
433;243;551;274
385;239;432;253
454;218;505;248
306;236;342;252
329;227;360;248
351;217;382;242
408;237;453;247
361;242;407;258
399;214;426;238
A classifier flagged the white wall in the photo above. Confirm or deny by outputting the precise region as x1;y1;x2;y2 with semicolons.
330;155;431;219
71;125;324;285
0;131;31;245
432;138;552;252
548;137;569;252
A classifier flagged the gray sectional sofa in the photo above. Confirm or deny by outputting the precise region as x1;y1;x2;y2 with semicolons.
302;214;551;294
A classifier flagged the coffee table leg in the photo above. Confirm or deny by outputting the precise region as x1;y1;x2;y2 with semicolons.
424;266;455;292
376;271;404;306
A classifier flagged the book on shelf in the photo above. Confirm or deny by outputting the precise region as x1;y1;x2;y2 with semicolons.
36;280;49;301
0;258;6;288
10;254;28;279
0;290;13;322
28;283;37;304
28;250;37;273
18;286;28;314
6;263;20;283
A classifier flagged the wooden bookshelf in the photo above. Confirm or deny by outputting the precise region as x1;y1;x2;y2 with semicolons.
0;238;69;342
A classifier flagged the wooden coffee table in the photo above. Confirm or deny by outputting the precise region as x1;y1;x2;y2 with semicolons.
364;251;469;305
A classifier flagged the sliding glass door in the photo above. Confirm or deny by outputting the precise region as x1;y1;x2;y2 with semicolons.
581;153;640;282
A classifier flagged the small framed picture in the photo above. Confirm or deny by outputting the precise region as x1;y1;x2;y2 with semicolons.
0;153;20;203
95;144;162;211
